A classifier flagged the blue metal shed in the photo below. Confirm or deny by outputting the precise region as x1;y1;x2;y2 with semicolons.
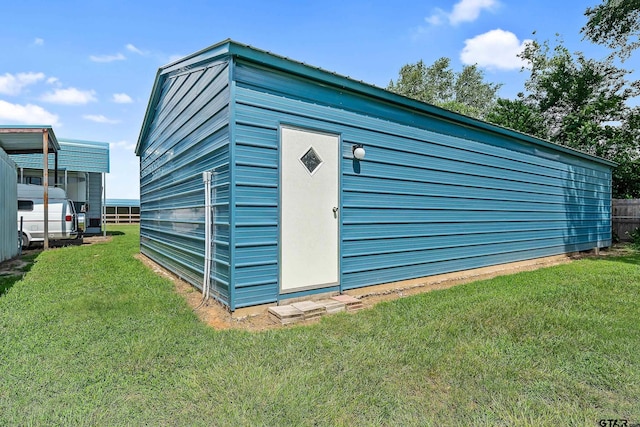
135;39;615;311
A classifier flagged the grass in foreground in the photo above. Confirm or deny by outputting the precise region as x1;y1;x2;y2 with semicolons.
1;225;639;426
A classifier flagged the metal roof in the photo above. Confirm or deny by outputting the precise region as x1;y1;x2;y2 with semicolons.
135;39;617;168
10;138;110;173
0;125;60;154
105;198;139;207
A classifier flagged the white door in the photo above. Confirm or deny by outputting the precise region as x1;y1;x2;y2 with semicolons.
280;126;339;292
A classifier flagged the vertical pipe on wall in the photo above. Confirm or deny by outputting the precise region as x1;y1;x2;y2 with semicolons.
211;170;217;302
201;171;212;303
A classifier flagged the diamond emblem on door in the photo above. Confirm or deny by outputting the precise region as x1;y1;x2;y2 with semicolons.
300;147;323;174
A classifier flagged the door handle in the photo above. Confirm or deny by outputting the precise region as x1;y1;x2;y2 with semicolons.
333;207;339;218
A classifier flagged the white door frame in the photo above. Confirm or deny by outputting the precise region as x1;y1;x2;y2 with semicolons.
279;125;340;294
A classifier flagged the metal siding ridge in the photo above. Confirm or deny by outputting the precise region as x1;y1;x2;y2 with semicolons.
342;175;606;203
340;245;584;290
342;223;611;241
226;44;615;167
141;128;229;189
138;64;233;310
141;87;230;172
342;192;606;212
235;263;279;286
340;208;605;223
145;70;208;144
235;103;610;196
234;85;611;178
342;231;611;258
141;70;229;170
228;58;238;311
342;161;610;196
145;65;228;150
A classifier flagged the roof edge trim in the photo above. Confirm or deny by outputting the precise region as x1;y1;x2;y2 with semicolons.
135;39;617;168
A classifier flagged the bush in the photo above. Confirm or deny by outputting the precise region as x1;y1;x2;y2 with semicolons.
627;227;640;249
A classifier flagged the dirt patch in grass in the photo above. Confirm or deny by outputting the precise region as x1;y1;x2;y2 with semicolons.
135;244;632;332
82;235;113;245
0;256;32;278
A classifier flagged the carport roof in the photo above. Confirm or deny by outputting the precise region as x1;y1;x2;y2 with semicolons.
0;125;60;154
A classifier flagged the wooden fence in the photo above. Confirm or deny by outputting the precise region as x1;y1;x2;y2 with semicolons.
612;199;640;241
104;206;140;224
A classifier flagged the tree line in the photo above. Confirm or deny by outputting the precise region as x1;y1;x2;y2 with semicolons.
387;0;640;198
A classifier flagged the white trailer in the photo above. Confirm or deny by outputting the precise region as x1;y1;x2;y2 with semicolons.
17;184;80;248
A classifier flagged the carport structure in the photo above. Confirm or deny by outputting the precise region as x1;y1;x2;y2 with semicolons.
0;125;60;249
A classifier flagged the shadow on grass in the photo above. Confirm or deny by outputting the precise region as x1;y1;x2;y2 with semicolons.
0;251;41;298
579;248;640;267
602;255;640;266
0;275;22;297
106;231;125;236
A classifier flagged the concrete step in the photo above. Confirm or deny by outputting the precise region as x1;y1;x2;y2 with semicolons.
316;299;346;314
291;301;325;320
330;294;364;312
268;305;304;325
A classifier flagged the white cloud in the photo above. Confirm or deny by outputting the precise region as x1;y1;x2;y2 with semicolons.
40;87;97;105
89;53;126;63
112;93;133;104
33;38;44;46
450;0;498;24
46;76;61;86
110;140;136;151
83;114;120;124
460;29;531;70
424;13;444;26
426;0;498;26
0;72;46;96
126;44;145;55
0;100;60;126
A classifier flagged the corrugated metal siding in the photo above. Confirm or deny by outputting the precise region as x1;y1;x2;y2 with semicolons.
233;123;280;307
138;60;232;306
1;149;18;262
10;139;109;173
232;60;611;301
86;172;103;232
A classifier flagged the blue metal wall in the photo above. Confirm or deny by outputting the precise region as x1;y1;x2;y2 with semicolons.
0;148;18;262
137;60;232;305
230;59;611;306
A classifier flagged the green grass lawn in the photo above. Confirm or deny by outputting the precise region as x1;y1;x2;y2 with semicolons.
1;225;639;426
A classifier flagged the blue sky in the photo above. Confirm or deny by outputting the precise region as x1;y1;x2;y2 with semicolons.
0;0;634;198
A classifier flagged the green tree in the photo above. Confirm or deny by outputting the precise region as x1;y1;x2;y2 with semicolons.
388;58;502;119
582;0;640;60
486;97;548;139
518;38;640;197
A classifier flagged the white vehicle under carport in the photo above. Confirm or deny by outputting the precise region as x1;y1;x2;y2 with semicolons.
17;184;80;248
